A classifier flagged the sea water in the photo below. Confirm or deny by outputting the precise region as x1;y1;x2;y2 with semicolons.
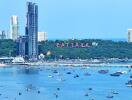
0;65;131;100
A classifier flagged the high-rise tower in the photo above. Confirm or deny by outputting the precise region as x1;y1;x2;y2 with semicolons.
25;2;38;59
10;15;19;40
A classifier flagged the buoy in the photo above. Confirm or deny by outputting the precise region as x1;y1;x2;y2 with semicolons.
18;92;22;95
89;88;92;90
57;88;60;91
38;91;40;94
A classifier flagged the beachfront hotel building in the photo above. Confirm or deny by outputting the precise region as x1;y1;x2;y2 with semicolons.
38;32;47;42
127;29;132;43
25;2;38;59
10;15;19;40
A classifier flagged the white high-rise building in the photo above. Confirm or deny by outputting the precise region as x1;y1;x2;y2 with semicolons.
10;15;19;40
38;32;47;42
128;29;132;43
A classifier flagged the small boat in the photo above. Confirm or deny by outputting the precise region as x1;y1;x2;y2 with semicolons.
116;71;127;74
126;84;132;87
84;73;91;76
88;88;92;91
130;75;132;78
129;65;132;68
106;95;114;98
74;74;79;78
66;72;72;74
48;75;53;78
126;80;132;87
56;78;65;82
98;70;109;74
84;93;89;96
110;72;123;76
53;93;58;98
53;70;58;73
111;91;119;94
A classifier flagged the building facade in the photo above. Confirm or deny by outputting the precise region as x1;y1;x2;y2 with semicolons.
25;2;38;59
18;36;27;57
10;15;19;40
128;29;132;43
38;32;47;42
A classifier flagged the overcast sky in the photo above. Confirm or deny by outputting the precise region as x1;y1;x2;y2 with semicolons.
0;0;132;39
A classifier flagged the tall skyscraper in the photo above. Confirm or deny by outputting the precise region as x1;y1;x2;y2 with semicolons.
127;29;132;43
38;32;47;42
10;15;19;40
25;2;38;59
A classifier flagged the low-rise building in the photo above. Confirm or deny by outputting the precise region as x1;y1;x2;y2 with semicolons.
38;32;47;42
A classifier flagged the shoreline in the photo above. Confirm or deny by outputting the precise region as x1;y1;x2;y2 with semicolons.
1;62;132;68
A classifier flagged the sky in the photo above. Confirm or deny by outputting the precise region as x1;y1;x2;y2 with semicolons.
0;0;132;40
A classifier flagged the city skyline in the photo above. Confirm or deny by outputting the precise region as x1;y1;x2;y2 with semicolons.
0;0;132;39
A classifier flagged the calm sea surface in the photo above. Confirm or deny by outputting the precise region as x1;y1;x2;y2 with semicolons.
0;65;132;100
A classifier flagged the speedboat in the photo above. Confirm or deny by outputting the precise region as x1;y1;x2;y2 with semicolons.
110;72;121;76
111;91;119;94
48;75;53;78
126;80;132;87
127;84;132;87
116;71;127;74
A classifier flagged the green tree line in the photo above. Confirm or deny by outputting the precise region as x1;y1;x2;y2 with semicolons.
1;39;132;59
39;39;132;59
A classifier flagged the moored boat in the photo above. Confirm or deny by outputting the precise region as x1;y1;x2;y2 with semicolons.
106;95;114;98
98;70;109;74
130;75;132;78
126;80;132;87
110;72;121;76
84;73;91;76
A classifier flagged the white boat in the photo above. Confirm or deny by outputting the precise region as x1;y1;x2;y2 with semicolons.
48;75;54;78
12;57;25;64
0;63;7;67
127;84;132;87
117;71;128;74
